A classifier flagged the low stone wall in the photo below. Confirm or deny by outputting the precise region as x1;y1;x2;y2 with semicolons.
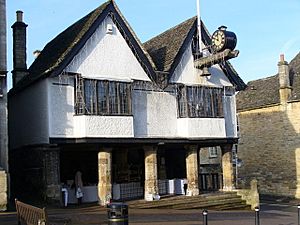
235;179;259;210
0;170;7;211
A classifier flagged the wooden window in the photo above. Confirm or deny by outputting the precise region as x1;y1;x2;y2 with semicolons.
119;82;131;114
108;81;118;114
84;79;97;115
97;81;108;114
209;147;218;158
177;85;188;117
76;78;132;116
178;85;224;118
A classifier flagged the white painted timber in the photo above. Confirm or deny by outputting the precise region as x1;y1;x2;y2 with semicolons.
9;80;50;149
170;41;232;87
65;16;151;82
223;95;238;138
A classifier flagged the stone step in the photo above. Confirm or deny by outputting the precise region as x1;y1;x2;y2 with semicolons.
211;202;251;211
172;197;246;210
128;192;250;210
128;192;236;209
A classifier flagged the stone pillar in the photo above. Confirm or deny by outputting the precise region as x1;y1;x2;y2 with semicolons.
221;144;234;191
43;147;61;202
98;148;112;206
185;145;199;196
0;170;7;211
144;146;158;201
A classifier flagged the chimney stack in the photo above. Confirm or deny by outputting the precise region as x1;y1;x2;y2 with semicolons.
277;54;291;103
12;10;28;86
0;0;7;75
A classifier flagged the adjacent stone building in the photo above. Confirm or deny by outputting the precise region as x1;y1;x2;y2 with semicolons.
237;53;300;198
0;0;8;211
9;0;245;205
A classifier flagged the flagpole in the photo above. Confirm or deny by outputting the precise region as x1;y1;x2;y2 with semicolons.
196;0;202;53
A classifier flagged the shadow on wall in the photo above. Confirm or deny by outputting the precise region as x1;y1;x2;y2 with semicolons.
238;105;300;198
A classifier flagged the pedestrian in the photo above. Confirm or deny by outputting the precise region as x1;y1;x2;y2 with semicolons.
75;169;83;205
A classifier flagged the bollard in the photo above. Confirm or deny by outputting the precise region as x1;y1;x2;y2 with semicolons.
107;202;128;225
255;206;260;225
202;209;208;225
298;204;300;225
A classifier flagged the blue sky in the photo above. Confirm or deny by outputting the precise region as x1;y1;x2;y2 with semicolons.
6;0;300;89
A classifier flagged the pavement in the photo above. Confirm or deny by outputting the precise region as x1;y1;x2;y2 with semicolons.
1;201;300;225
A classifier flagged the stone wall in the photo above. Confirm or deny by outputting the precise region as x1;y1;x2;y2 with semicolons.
238;101;300;197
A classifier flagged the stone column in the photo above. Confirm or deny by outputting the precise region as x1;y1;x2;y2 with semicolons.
144;146;158;201
221;144;234;191
0;170;7;211
43;147;61;202
98;148;112;206
185;145;199;196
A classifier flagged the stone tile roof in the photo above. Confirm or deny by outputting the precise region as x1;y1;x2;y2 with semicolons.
236;52;300;111
144;17;197;72
236;75;280;111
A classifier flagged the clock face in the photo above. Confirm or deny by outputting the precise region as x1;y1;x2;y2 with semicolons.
212;30;226;52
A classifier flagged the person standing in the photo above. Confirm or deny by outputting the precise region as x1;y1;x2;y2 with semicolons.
75;170;83;204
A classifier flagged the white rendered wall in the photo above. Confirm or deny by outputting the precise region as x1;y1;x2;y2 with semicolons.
170;42;232;87
48;77;75;137
133;90;177;137
48;76;134;138
133;89;227;138
80;116;133;137
177;118;226;137
65;16;151;82
9;80;50;149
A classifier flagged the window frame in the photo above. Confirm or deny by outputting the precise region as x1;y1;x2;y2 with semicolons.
75;77;132;116
208;147;218;158
177;85;224;118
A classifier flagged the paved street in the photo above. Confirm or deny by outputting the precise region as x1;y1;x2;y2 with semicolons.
0;202;299;225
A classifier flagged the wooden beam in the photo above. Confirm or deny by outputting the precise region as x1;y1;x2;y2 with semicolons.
194;49;239;69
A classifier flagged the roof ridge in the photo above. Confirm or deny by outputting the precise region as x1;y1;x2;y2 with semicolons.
144;16;197;45
247;74;278;84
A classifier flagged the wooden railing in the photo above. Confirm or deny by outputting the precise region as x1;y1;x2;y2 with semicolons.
15;199;48;225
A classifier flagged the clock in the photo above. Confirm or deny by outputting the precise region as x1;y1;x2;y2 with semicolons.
211;27;237;52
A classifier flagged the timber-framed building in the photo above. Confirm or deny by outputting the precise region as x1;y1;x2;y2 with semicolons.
9;0;245;205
